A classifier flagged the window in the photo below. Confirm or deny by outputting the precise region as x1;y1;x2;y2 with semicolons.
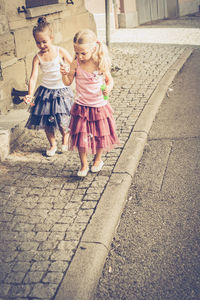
26;0;58;9
25;0;66;19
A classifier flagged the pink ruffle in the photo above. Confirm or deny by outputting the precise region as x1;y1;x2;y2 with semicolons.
69;103;120;154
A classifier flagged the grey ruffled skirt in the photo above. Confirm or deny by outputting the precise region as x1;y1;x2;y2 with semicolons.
25;85;74;130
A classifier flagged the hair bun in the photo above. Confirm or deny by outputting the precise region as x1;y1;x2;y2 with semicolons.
37;16;46;25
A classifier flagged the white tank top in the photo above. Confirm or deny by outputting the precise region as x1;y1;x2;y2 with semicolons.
37;47;66;89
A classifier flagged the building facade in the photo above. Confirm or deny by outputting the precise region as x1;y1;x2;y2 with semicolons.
0;0;96;113
85;0;200;29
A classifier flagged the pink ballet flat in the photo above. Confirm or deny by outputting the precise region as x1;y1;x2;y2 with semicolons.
77;167;89;177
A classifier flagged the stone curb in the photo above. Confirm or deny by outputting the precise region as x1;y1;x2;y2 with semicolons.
54;47;193;300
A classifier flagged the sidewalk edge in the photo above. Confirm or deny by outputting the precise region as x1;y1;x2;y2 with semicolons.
54;48;193;300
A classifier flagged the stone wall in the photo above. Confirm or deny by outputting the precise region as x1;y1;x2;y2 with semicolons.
178;0;200;16
0;0;96;114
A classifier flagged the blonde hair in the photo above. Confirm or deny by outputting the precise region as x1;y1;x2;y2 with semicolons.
73;29;111;73
33;16;52;38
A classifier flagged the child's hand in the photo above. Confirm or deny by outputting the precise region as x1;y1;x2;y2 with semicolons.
60;60;70;75
60;64;70;75
102;87;109;96
24;95;35;106
101;84;110;100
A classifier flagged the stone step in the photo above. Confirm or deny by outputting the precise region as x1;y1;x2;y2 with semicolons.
0;109;29;161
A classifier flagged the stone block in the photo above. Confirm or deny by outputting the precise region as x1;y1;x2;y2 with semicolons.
13;27;36;59
0;60;27;112
3;59;26;90
60;12;96;44
26;4;66;19
52;19;63;45
0;15;9;35
0;0;5;13
179;0;199;16
0;81;12;113
118;11;139;28
0;129;10;161
0;32;15;56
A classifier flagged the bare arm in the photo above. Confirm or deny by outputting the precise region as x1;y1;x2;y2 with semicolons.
59;47;73;65
103;70;114;96
28;55;39;97
61;59;77;86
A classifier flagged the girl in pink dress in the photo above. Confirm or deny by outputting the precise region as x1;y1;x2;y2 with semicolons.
61;29;119;177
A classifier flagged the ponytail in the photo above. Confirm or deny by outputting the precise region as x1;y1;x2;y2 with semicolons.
33;16;52;37
93;41;111;73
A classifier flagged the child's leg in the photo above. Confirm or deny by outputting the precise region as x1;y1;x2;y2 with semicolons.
93;149;103;166
45;127;56;150
58;126;69;146
78;150;88;171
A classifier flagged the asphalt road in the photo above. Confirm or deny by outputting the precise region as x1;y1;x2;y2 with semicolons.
94;49;200;300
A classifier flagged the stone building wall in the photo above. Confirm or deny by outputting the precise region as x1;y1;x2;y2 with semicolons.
0;0;96;114
178;0;200;16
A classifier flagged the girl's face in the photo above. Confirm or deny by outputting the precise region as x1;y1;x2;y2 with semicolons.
34;30;53;53
74;44;95;62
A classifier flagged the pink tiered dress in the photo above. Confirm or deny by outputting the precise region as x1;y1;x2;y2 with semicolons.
69;61;120;154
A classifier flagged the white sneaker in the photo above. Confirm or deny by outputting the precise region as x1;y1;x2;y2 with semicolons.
61;144;68;153
91;160;104;173
46;145;57;157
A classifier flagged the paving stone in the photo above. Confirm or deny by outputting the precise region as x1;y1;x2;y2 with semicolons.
83;194;101;201
76;209;94;223
31;261;50;272
17;251;37;262
12;261;31;272
69;194;84;202
23;271;44;283
49;261;68;272
33;251;52;261
42;271;64;284
48;232;65;241
16;231;36;242
34;232;50;242
36;196;55;205
0;251;18;263
65;229;83;240
29;283;57;298
17;241;39;251
52;200;67;209
5;271;25;284
57;240;77;251
0;212;13;222
33;223;53;232
81;201;98;209
0;271;8;281
63;198;82;212
12;223;35;232
7;284;31;298
50;250;74;261
0;284;10;297
44;188;63;197
28;188;46;196
86;187;103;194
38;240;58;251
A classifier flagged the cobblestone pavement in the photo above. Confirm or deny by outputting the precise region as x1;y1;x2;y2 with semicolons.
0;42;188;299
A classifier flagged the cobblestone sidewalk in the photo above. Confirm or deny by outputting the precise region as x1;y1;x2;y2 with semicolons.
0;43;187;299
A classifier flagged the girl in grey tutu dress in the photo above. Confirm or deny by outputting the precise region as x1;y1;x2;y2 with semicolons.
24;16;73;156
